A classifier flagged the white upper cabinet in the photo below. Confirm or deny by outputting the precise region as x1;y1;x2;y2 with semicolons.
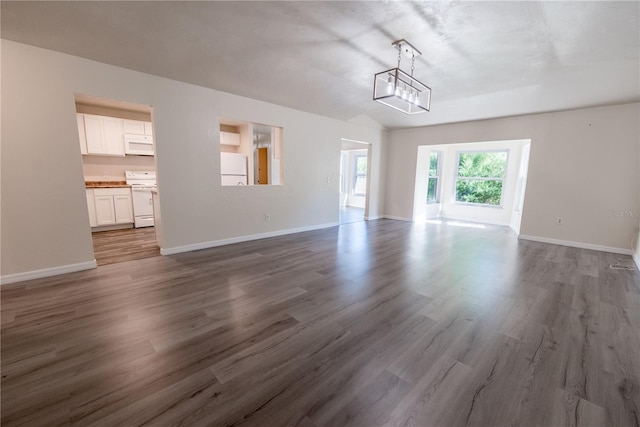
83;114;104;154
220;131;241;146
81;114;125;156
102;117;125;156
77;114;88;155
123;119;153;136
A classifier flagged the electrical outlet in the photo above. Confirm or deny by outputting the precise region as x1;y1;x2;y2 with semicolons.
557;217;563;225
265;213;271;222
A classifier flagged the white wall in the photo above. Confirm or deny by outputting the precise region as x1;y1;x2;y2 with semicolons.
387;103;640;253
636;134;640;266
1;40;387;280
82;155;156;182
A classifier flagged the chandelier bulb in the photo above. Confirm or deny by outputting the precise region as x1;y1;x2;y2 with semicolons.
387;75;394;95
402;85;409;100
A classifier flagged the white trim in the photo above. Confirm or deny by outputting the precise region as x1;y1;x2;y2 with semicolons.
365;215;383;220
1;260;97;285
160;222;339;256
383;215;413;222
518;235;633;255
634;253;640;269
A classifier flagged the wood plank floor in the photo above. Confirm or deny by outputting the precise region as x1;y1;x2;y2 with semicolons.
2;219;639;426
92;227;160;266
339;206;365;224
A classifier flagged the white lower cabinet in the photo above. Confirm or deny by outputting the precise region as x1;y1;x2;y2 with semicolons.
86;189;97;227
113;194;134;223
90;188;133;226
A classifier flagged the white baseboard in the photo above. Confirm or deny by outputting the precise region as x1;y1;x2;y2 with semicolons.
518;235;633;255
364;215;383;221
161;222;339;256
0;260;97;285
383;215;413;222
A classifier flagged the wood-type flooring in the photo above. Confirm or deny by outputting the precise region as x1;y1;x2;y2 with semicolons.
2;219;639;426
92;227;160;266
339;206;365;225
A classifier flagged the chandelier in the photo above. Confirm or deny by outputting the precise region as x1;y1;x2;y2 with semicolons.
373;39;431;114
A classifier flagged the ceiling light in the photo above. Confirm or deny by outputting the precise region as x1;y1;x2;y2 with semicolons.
373;39;431;114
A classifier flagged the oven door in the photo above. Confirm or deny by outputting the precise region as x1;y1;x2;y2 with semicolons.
131;187;154;217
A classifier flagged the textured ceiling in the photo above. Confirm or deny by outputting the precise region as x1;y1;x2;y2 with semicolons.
2;1;639;129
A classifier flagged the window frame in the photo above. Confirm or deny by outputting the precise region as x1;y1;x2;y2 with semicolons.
427;151;441;204
454;150;509;208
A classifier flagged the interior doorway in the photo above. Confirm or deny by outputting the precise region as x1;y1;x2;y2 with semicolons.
75;94;161;266
339;139;371;225
257;147;269;184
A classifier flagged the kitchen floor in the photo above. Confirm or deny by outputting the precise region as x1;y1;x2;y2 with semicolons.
92;227;160;265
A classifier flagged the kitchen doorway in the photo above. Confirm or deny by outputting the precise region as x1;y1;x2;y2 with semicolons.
75;94;161;266
339;139;371;225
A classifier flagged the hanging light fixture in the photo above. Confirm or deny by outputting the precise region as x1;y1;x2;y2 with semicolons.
373;39;431;114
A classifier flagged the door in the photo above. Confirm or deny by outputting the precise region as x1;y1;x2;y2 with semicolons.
83;114;104;154
221;152;247;175
95;196;116;225
102;117;124;156
131;189;154;216
257;147;268;185
114;194;134;223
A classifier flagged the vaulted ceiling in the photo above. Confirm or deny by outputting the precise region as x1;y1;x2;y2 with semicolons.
2;1;639;129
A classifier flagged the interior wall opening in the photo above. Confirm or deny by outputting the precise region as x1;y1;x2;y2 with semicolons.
75;94;161;266
413;139;531;234
219;118;284;186
339;139;371;225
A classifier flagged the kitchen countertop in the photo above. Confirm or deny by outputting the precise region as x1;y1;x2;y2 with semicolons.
85;181;130;188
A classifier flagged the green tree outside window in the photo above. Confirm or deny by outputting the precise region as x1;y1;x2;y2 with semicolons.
455;151;507;205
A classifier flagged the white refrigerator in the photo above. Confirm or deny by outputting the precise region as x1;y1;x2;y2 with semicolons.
220;152;248;185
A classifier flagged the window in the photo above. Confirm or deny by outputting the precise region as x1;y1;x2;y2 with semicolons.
427;152;440;203
353;155;367;196
455;151;508;206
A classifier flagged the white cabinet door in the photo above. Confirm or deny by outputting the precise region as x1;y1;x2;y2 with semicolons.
86;189;97;227
77;114;88;155
123;119;146;135
95;195;116;225
220;131;241;146
102;117;124;156
93;188;133;226
114;194;134;224
83;114;104;154
82;114;124;156
123;119;153;136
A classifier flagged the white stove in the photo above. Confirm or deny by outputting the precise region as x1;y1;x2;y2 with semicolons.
125;171;157;228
